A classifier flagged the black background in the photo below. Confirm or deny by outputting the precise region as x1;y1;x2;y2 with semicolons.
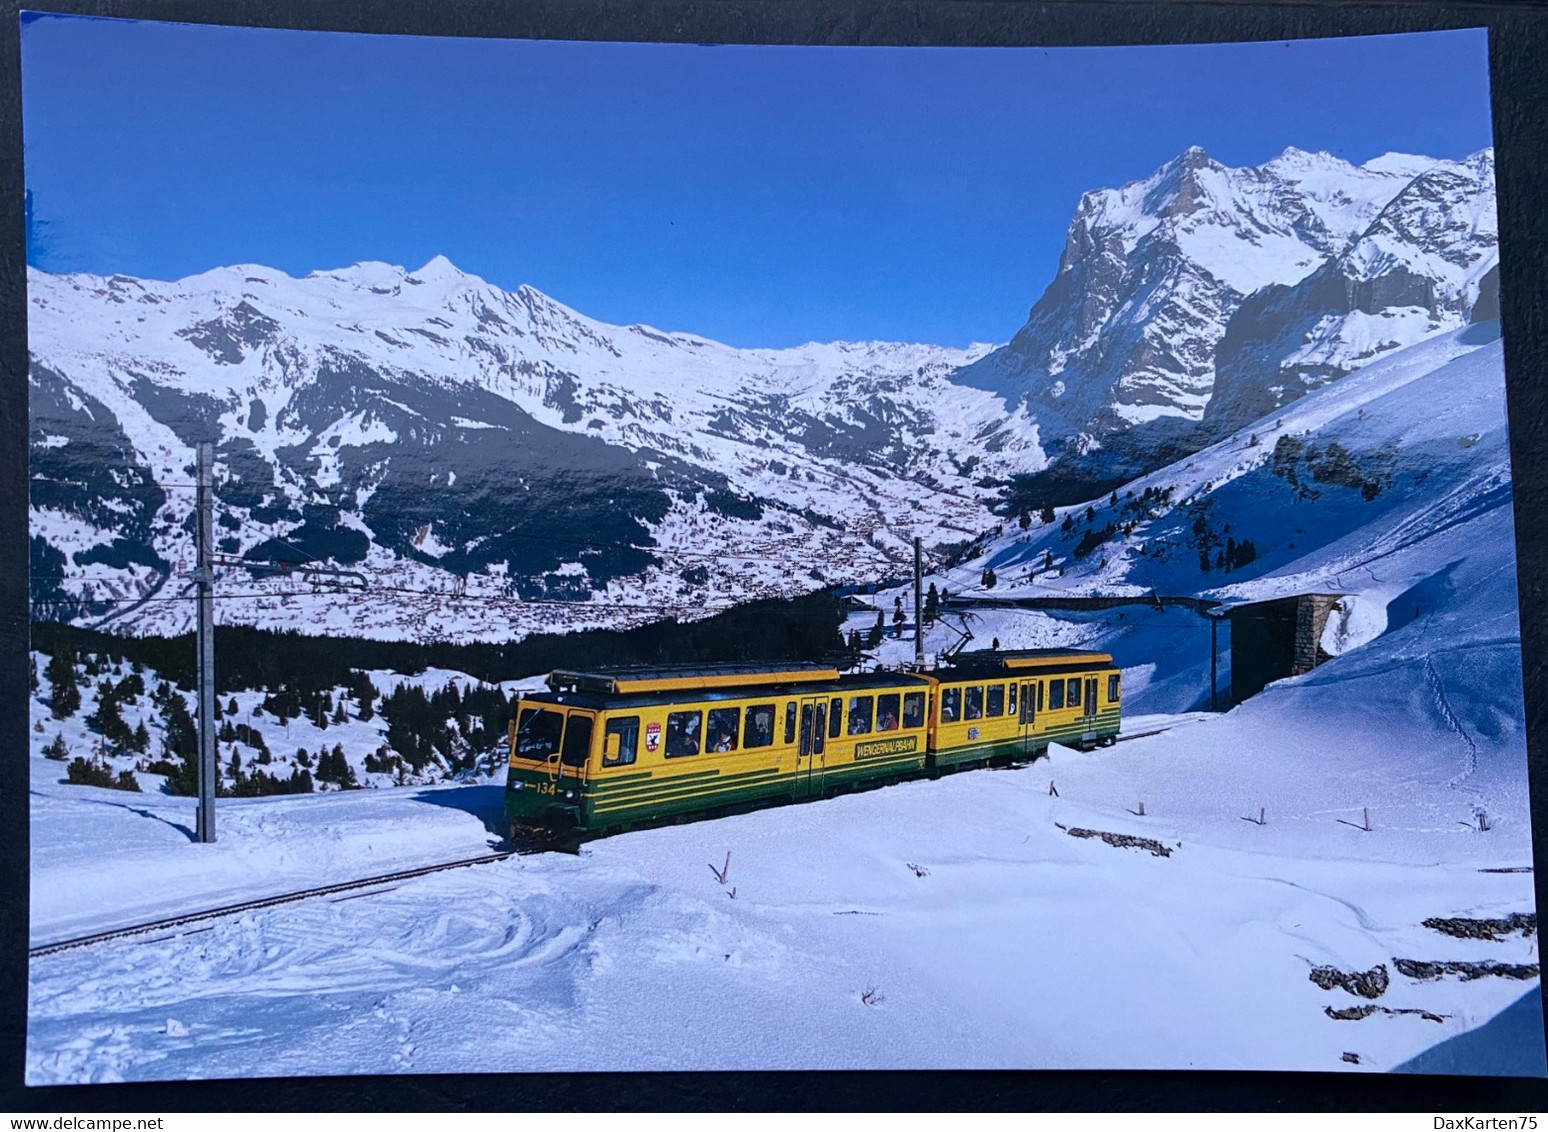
3;0;1547;1112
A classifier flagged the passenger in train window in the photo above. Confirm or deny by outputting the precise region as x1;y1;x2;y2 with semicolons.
876;693;901;731
941;687;961;722
986;684;1005;716
902;691;926;728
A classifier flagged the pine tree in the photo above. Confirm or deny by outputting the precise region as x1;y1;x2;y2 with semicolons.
1040;503;1055;524
227;697;239;716
1199;548;1212;572
847;628;863;651
981;568;997;589
1109;491;1118;506
1085;506;1096;522
923;583;940;625
865;613;884;650
1018;511;1031;531
43;733;69;761
131;720;150;754
46;649;80;719
333;700;348;725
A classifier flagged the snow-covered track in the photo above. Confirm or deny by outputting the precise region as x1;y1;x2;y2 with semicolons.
29;849;516;958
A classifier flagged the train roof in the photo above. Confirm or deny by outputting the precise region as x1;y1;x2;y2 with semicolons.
943;648;1115;672
525;668;932;711
548;662;840;696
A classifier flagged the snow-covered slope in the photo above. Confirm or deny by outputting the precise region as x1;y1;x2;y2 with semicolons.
950;146;1497;485
28;260;1027;641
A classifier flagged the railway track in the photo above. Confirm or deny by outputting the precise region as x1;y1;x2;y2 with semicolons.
31;718;1200;960
28;848;521;959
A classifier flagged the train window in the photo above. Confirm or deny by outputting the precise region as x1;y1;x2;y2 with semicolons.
1067;678;1082;705
987;684;1005;717
664;711;702;758
902;691;925;729
1038;681;1044;711
829;698;843;739
707;707;740;752
876;693;901;731
515;707;564;761
744;704;776;748
814;703;827;754
560;714;595;766
941;687;961;722
848;696;874;735
784;702;797;745
602;716;639;767
1049;680;1065;710
1008;683;1018;717
1108;674;1121;702
964;686;984;720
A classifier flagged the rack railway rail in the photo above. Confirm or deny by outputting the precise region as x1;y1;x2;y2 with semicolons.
30;713;1192;960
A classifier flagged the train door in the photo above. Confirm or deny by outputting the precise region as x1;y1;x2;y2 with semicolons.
796;696;828;798
1018;681;1038;758
1082;677;1099;745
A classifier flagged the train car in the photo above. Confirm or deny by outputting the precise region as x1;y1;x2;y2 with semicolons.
928;649;1121;769
504;662;935;833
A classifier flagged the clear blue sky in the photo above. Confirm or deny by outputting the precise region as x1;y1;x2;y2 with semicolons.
20;16;1493;348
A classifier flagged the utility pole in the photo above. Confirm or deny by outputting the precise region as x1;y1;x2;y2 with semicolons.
913;536;924;666
195;442;217;843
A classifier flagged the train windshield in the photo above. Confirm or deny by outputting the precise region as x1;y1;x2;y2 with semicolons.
515;706;564;761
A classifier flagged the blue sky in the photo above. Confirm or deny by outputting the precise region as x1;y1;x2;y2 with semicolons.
20;16;1493;348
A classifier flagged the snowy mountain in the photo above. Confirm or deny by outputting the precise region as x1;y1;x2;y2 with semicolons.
922;320;1512;649
1208;150;1498;434
27;259;1031;642
950;145;1498;488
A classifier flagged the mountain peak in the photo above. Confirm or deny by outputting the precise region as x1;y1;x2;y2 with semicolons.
407;254;469;286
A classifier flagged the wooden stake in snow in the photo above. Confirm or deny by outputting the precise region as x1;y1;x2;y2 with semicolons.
1049;781;1059;797
1260;807;1267;825
1479;812;1491;832
1363;807;1372;833
709;851;732;885
1137;801;1146;817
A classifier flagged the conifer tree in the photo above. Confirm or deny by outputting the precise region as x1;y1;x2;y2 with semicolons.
46;649;80;719
865;613;884;650
923;583;940;625
1040;502;1055;524
1018;511;1031;531
981;567;997;589
227;697;239;716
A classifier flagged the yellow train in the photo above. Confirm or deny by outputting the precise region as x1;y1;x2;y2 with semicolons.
505;649;1121;834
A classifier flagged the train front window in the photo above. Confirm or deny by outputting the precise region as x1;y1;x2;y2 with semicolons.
515;707;564;761
902;692;925;728
745;704;776;748
987;684;1005;717
876;693;901;731
665;711;702;758
848;695;874;735
941;687;961;722
707;707;740;753
603;716;639;767
560;714;594;767
964;686;984;720
1007;683;1018;717
1108;674;1121;702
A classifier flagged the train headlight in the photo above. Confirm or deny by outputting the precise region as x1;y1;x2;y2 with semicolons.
564;790;576;800
512;781;525;791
